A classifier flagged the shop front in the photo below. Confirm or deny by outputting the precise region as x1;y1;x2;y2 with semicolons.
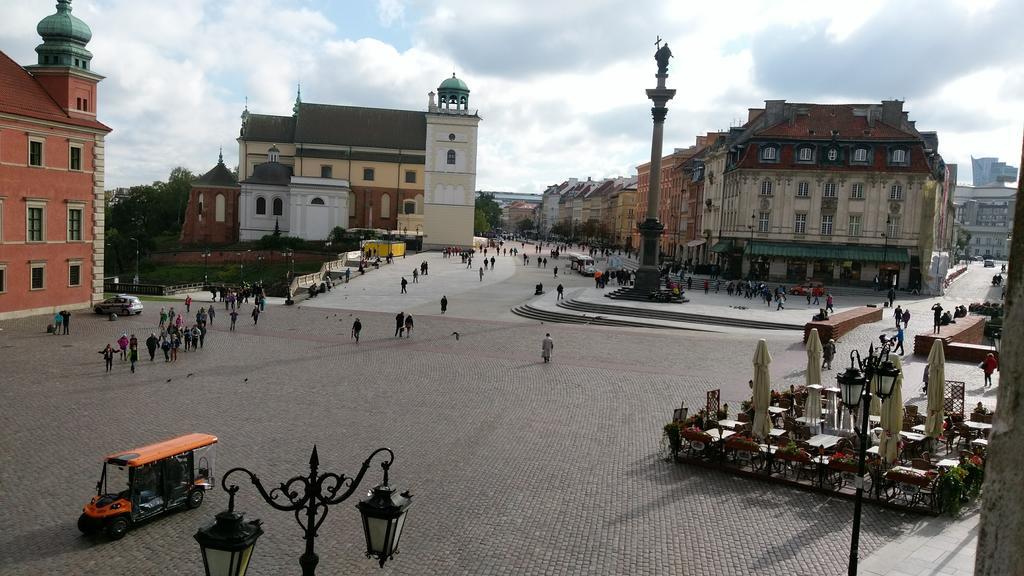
745;242;911;288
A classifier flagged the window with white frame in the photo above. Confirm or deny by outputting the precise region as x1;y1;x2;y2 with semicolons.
68;261;82;287
798;147;813;162
760;146;777;161
827;148;839;161
760;179;773;196
887;217;901;238
758;211;770;233
794;213;807;234
848;215;862;237
27;203;45;242
890;149;907;164
851;183;865;199
853;148;869;163
889;184;903;200
823;182;837;198
69;145;83;171
820;214;833;236
67;206;83;241
30;262;45;290
29;139;44;167
797;182;809;197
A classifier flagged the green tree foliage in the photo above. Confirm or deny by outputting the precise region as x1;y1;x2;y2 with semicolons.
474;209;491;234
955;228;972;258
549;221;572;239
515;218;535;233
474;193;502;230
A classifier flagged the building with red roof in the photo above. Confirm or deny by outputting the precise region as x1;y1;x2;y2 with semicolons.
0;0;111;320
701;99;954;292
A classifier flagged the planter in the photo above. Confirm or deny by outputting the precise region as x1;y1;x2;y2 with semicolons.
725;438;760;453
681;429;712;444
885;469;935;488
775;450;811;464
828;460;860;473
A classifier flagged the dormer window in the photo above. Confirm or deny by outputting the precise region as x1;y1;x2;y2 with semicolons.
759;145;778;162
826;148;839;162
853;147;869;163
797;146;814;162
890;148;907;165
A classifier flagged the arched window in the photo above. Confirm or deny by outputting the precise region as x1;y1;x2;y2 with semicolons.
197;194;204;217
403;200;416;215
380;193;390;217
255;196;266;215
273;197;283;216
215;194;225;222
311;197;325;205
447;149;456;165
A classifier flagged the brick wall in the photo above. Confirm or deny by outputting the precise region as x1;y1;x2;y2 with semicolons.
804;306;883;343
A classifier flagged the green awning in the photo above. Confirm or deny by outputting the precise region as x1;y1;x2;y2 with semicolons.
710;239;734;253
745;241;910;263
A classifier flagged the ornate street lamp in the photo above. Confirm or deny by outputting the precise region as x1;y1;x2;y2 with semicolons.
196;446;411;576
838;344;900;576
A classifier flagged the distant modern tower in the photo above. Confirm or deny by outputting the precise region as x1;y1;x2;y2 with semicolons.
972;156;1018;186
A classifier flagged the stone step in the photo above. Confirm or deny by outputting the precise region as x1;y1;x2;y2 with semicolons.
556;299;800;331
510;304;692;330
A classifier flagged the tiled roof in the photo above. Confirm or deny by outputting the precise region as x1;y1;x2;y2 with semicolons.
755;104;917;140
0;50;110;132
194;161;238;188
242;113;295;142
733;141;930;173
242;103;427;150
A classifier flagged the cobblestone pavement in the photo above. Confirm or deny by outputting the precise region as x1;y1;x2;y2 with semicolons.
0;252;999;576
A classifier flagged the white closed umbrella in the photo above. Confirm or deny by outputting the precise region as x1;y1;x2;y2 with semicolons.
751;339;773;441
806;329;823;388
925;344;946;439
877;356;905;465
804;385;823;434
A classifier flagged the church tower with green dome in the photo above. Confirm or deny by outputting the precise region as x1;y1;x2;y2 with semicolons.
423;73;480;249
26;0;104;120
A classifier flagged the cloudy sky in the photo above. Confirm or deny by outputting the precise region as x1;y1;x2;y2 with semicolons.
3;0;1022;190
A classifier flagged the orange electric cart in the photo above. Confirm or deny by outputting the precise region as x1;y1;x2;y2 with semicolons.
78;433;218;540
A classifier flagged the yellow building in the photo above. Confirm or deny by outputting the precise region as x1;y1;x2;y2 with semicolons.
232;75;480;249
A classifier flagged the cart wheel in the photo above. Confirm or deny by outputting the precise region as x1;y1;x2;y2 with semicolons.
106;516;130;540
78;514;99;535
187;489;204;509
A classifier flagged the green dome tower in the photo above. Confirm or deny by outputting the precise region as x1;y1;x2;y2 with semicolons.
437;73;470;112
34;0;94;71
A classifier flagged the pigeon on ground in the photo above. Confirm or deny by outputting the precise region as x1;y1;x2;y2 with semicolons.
451;332;460;341
244;378;248;382
166;378;172;383
187;373;194;378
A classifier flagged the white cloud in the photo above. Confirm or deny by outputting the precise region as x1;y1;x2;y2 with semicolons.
0;0;1019;190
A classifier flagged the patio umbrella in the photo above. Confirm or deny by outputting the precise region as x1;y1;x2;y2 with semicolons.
806;329;823;388
804;385;823;434
925;343;946;439
877;356;905;465
751;339;773;441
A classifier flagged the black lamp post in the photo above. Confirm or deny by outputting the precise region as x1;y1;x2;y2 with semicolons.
195;446;411;576
202;249;212;286
838;344;900;576
282;249;295;305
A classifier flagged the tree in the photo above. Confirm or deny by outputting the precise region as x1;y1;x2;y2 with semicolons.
474;193;502;230
516;218;535;234
550;221;572;239
956;228;972;259
273;218;281;237
474;209;491;234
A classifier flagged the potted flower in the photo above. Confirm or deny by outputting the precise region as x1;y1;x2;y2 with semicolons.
961;455;985;499
885;466;936;488
725;434;760;454
663;421;682;460
828;450;860;473
775;440;810;463
937;466;967;516
716;403;729;422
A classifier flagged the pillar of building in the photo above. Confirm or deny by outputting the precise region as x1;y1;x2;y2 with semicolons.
635;41;676;293
975;132;1024;575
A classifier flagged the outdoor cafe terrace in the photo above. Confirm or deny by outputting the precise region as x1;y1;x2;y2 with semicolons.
662;333;990;517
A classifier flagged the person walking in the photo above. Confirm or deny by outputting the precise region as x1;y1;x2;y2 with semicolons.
207;305;216;325
395;312;405;337
492;256;497;269
894;305;903;329
775;292;785;310
129;334;139;373
146;333;158;361
401;277;408;294
541;333;554;363
53;311;63;335
825;293;834;314
159;307;168;329
351;318;362;342
479;267;484;281
229;309;238;331
168;306;177;327
412;268;419;283
822;338;836;371
160;337;171;362
60;310;71;334
981;353;998;387
557;284;564;300
703;279;709;294
185;295;192;313
902;308;910;330
553;266;558;278
931;303;943;334
183;326;193;351
170;334;180;362
251;306;260;326
404;314;414;338
887;286;896;308
117;332;129;361
441;296;448;314
193;325;203;350
893;325;906;355
99;344;115;372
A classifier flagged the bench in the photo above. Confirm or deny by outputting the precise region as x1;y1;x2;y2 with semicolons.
804;306;882;343
913;315;988;357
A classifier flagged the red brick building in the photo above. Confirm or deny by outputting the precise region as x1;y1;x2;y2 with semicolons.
0;0;111;320
179;152;240;245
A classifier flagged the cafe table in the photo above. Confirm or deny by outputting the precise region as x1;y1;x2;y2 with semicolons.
806;434;842;451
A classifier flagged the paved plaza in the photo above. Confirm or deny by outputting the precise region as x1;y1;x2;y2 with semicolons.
0;247;1001;575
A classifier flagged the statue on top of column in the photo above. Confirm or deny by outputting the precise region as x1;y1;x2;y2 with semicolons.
655;41;673;75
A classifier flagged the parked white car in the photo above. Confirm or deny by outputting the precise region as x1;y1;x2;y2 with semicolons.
94;295;144;315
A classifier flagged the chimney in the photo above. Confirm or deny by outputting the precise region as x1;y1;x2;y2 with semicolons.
881;100;903;127
764;100;786;124
747;108;764;124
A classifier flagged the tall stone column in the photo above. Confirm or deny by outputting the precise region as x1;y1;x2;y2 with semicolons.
635;41;677;293
975;131;1024;575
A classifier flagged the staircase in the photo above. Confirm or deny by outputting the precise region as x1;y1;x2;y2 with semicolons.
557;299;800;330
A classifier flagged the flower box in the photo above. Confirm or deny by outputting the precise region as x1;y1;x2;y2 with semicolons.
775;449;811;463
885;468;936;488
725;437;760;453
828;460;860;473
681;428;712;444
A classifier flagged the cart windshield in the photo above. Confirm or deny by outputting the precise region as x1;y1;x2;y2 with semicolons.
102;463;130;498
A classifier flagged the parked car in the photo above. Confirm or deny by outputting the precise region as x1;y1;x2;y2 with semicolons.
78;433;217;540
788;281;826;297
581;265;597;276
94;295;144;315
984;259;995;268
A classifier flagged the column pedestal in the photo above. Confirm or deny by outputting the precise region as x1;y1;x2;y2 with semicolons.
635;218;664;292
